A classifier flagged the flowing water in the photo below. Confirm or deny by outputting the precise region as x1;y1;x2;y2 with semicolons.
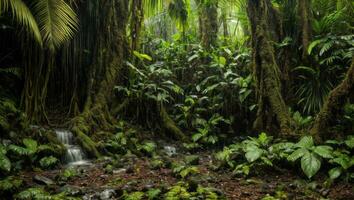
55;130;90;166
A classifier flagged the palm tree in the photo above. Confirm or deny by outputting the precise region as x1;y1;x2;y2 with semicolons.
0;0;78;50
1;0;78;122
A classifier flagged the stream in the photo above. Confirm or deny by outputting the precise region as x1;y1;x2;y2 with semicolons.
55;130;90;166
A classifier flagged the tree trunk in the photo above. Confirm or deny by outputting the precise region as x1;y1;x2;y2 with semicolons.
130;0;144;51
199;0;218;49
247;0;293;136
298;0;312;59
70;0;129;157
311;57;354;141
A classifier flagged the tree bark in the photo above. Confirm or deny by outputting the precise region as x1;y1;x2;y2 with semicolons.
298;0;312;59
198;0;218;49
70;0;128;157
130;0;144;51
247;0;293;135
311;57;354;140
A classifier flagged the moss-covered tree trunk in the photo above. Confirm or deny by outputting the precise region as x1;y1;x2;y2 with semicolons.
298;0;312;59
198;0;218;49
130;0;144;51
70;0;128;157
311;57;354;140
247;0;293;135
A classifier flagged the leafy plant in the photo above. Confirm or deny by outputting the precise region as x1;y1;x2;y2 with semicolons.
39;156;58;169
0;176;22;193
287;136;333;178
172;163;200;179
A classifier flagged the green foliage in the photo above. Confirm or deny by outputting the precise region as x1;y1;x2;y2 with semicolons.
124;191;145;200
0;176;22;192
16;187;79;200
59;167;77;182
287;136;333;179
39;156;58;169
0;145;11;172
172;163;200;178
146;188;161;200
164;183;191;200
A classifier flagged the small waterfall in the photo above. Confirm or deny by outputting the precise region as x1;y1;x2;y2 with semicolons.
55;130;90;166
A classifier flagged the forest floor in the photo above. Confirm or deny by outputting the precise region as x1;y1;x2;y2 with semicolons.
20;144;353;200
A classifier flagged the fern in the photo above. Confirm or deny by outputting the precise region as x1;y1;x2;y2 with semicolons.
39;156;58;169
0;151;11;172
0;176;22;192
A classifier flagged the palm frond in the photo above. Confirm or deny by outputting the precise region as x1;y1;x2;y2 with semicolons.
0;0;42;44
32;0;78;50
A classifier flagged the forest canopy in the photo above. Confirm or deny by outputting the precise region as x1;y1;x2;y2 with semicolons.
0;0;353;199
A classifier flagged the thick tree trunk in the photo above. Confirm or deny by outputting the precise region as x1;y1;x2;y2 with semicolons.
298;0;312;59
247;0;293;135
311;57;354;140
199;0;218;49
70;0;128;157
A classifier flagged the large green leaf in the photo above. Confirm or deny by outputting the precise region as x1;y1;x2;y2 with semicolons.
32;0;78;50
287;148;308;162
23;138;38;154
0;0;42;44
245;145;263;162
296;136;314;149
0;154;11;172
8;145;31;156
345;136;354;149
301;152;321;179
313;145;333;158
328;167;342;180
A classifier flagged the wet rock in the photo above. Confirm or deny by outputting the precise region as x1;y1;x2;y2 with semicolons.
33;175;54;185
163;146;176;157
113;168;127;174
320;188;330;197
100;189;116;200
185;155;199;165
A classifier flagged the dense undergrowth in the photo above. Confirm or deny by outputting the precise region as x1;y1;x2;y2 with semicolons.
1;0;354;199
1;35;354;199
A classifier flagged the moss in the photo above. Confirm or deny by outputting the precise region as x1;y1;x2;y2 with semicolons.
248;0;294;136
72;126;100;158
159;104;187;141
311;58;354;141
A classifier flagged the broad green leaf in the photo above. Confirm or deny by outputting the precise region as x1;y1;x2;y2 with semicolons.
328;167;342;180
0;145;6;155
288;148;308;162
245;146;263;162
8;145;31;156
23;138;38;154
314;146;333;158
192;133;203;142
39;156;58;168
308;39;323;55
332;156;351;170
0;154;11;172
296;136;314;149
345;136;354;148
301;152;321;179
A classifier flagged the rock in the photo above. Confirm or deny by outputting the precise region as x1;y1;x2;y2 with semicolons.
163;146;177;157
113;168;127;174
33;175;54;185
185;155;199;165
100;189;116;200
